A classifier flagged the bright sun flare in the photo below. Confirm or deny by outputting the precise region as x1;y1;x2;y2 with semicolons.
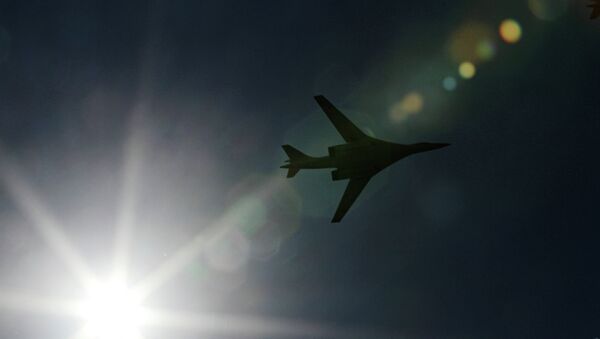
81;281;144;339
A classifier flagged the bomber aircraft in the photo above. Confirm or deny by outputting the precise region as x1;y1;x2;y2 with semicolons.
281;95;449;222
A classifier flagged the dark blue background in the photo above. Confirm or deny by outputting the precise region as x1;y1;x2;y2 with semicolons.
0;1;598;338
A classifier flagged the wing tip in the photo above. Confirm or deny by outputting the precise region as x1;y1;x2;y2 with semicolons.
314;95;326;103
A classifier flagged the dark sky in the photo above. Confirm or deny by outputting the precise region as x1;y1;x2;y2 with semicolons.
0;1;599;338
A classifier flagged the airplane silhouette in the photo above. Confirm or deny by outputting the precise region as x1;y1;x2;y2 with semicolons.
589;0;600;19
281;95;449;222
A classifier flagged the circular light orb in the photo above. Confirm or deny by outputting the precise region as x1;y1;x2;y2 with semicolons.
476;39;496;61
399;92;424;113
448;21;495;64
206;228;250;272
499;19;522;44
81;281;143;339
390;91;424;122
458;62;476;79
528;0;568;21
442;76;457;91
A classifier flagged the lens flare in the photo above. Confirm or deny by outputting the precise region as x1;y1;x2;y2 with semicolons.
448;22;495;64
528;0;568;21
442;76;457;91
499;19;522;44
476;39;496;61
389;91;424;122
458;62;476;79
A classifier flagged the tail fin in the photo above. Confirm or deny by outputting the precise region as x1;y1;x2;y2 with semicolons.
281;145;310;161
281;145;311;178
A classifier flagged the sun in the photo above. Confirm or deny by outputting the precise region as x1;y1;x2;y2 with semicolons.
80;280;144;339
0;135;341;338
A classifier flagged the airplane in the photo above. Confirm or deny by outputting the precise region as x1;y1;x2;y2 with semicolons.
589;0;600;19
281;95;449;223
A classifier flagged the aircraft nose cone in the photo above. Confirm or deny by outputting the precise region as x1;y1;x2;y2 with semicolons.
421;142;450;151
407;142;451;155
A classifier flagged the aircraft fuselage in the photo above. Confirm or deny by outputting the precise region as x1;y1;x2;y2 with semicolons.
289;139;448;178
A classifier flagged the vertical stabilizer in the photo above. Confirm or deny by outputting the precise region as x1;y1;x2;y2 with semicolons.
281;144;310;161
281;145;311;178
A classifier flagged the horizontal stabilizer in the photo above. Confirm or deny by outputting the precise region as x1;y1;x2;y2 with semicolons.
281;145;310;179
287;167;300;178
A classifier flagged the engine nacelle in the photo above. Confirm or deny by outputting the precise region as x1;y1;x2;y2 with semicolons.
331;168;370;181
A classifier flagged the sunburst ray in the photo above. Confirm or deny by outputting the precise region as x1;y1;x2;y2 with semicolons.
112;122;146;282
133;177;283;300
0;147;96;289
142;307;357;338
0;288;82;319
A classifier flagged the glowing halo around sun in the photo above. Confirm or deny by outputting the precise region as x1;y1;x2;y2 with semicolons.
0;146;357;338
